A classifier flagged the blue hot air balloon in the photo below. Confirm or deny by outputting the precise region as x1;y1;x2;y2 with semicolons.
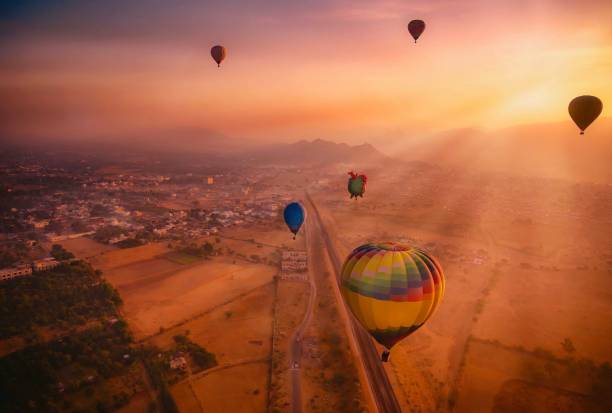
283;202;305;239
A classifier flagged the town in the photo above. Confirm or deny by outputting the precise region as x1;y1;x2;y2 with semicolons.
0;151;297;281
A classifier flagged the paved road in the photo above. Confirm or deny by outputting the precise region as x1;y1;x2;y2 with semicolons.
289;207;317;413
306;193;402;413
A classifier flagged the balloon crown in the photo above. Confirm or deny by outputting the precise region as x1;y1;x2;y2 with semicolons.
348;171;368;183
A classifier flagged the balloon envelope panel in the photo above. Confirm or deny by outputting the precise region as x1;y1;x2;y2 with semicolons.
340;242;444;349
348;176;366;196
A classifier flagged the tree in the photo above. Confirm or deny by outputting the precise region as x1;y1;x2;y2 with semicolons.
0;250;18;268
202;242;214;256
71;220;89;233
561;337;576;355
90;204;110;217
50;244;75;260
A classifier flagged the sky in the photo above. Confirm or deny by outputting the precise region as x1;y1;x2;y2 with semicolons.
1;0;611;144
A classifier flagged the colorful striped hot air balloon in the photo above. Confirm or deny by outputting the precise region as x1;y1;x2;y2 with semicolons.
340;242;445;361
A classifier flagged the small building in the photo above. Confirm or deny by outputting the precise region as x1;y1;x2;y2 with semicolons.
280;250;308;281
282;251;307;260
109;234;128;244
32;258;60;272
169;356;188;370
0;265;33;282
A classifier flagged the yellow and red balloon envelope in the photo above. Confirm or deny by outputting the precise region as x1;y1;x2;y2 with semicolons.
341;242;444;350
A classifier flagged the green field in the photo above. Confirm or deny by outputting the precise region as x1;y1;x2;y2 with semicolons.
163;251;201;265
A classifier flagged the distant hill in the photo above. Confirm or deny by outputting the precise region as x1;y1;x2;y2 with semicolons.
241;138;389;166
390;118;612;183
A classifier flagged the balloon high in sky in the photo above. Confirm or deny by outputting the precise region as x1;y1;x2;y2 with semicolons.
408;20;426;43
283;202;305;239
568;96;603;135
210;45;227;67
340;242;445;361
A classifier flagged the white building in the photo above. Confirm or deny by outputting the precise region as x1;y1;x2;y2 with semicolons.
169;356;188;370
282;251;307;260
33;258;60;272
281;250;308;275
0;265;33;282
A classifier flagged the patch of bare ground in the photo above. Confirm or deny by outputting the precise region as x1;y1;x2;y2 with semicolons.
105;256;275;338
453;337;612;413
89;242;171;271
269;279;310;412
148;283;275;412
55;237;116;259
493;379;602;413
300;214;369;413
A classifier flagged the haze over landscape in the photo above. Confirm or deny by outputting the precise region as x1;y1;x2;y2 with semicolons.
1;1;611;413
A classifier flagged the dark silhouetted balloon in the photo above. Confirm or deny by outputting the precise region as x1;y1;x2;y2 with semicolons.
408;20;426;43
210;45;227;67
283;202;305;239
568;95;602;135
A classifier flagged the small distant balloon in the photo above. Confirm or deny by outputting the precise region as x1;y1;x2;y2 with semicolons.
568;95;602;135
210;45;227;67
347;171;367;199
283;202;305;239
408;20;426;43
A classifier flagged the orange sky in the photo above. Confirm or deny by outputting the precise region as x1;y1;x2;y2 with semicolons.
1;0;611;144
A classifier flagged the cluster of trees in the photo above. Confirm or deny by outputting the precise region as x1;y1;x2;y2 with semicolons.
90;204;111;217
115;238;144;249
172;334;217;372
93;226;127;243
179;242;215;258
142;347;179;413
0;216;33;233
0;261;122;339
0;249;21;268
93;226;157;248
0;322;134;413
187;208;208;220
50;244;75;260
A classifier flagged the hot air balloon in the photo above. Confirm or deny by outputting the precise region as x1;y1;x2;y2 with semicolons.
348;172;367;199
340;242;445;361
283;202;305;239
210;45;227;67
568;95;602;135
408;20;426;43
